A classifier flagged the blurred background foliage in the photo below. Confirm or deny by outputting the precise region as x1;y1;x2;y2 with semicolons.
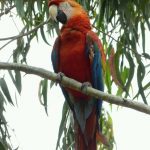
0;0;150;149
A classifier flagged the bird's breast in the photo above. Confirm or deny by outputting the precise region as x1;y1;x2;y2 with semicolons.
59;30;92;99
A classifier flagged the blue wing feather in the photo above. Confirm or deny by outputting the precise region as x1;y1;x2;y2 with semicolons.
86;33;104;125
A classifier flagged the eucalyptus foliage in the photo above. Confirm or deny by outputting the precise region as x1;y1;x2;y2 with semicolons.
0;0;150;149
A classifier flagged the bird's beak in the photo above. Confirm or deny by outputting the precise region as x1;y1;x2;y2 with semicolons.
49;5;67;24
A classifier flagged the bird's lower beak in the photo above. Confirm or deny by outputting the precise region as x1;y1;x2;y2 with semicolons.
49;5;67;24
56;9;67;24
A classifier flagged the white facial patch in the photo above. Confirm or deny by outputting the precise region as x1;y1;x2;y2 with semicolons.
49;5;58;21
59;2;73;20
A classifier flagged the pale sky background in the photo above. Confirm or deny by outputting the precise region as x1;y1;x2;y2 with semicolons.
0;12;150;150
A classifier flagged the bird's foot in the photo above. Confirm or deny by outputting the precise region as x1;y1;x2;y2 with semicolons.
81;82;92;92
55;72;65;85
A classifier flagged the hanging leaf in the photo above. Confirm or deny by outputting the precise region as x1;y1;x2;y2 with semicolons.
37;0;43;13
0;141;5;150
8;71;22;94
137;63;147;104
141;22;145;53
0;91;6;124
38;79;48;114
109;48;122;87
15;71;22;94
0;78;14;105
134;81;150;99
50;81;55;89
105;61;112;94
14;0;24;17
124;51;135;97
99;109;115;150
40;27;50;45
142;53;150;60
56;101;69;150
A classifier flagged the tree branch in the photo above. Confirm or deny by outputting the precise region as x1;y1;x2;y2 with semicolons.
0;62;149;115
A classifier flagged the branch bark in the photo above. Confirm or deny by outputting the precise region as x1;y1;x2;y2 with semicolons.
0;62;150;115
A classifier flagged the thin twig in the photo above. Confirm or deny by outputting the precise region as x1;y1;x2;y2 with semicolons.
0;18;51;50
0;5;15;17
93;25;142;57
0;17;51;41
92;25;119;43
0;39;14;50
0;62;149;115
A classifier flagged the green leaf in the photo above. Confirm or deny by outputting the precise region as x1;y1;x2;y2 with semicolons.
50;81;55;89
37;0;43;13
15;71;22;94
0;141;6;150
99;109;115;149
0;78;14;105
40;27;50;45
56;101;69;150
134;81;150;99
141;22;145;53
109;48;122;88
38;79;48;115
0;91;6;123
137;63;147;104
105;61;112;94
142;53;150;60
8;70;15;84
8;71;22;94
14;0;24;17
0;91;5;110
124;52;135;96
42;79;48;114
114;49;125;91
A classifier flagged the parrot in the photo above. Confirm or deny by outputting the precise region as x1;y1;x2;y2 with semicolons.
48;0;108;149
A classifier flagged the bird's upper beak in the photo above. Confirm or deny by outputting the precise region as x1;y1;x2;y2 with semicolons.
49;5;67;24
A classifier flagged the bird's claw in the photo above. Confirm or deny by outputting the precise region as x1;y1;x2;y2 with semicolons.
81;82;92;92
55;72;65;85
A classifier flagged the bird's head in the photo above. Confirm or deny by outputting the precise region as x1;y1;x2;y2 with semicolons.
48;0;87;24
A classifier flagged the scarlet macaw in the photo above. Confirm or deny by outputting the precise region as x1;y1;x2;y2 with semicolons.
49;0;107;149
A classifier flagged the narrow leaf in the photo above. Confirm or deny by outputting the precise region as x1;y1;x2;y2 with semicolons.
109;48;122;87
141;22;145;53
14;0;24;17
0;141;5;150
38;79;48;115
142;53;150;60
37;0;42;13
40;27;50;45
15;71;22;94
0;91;6;123
137;64;147;104
0;78;14;105
50;81;55;89
42;79;48;115
56;101;69;150
8;71;22;94
124;52;135;96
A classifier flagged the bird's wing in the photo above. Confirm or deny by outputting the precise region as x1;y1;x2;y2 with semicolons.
86;30;106;119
